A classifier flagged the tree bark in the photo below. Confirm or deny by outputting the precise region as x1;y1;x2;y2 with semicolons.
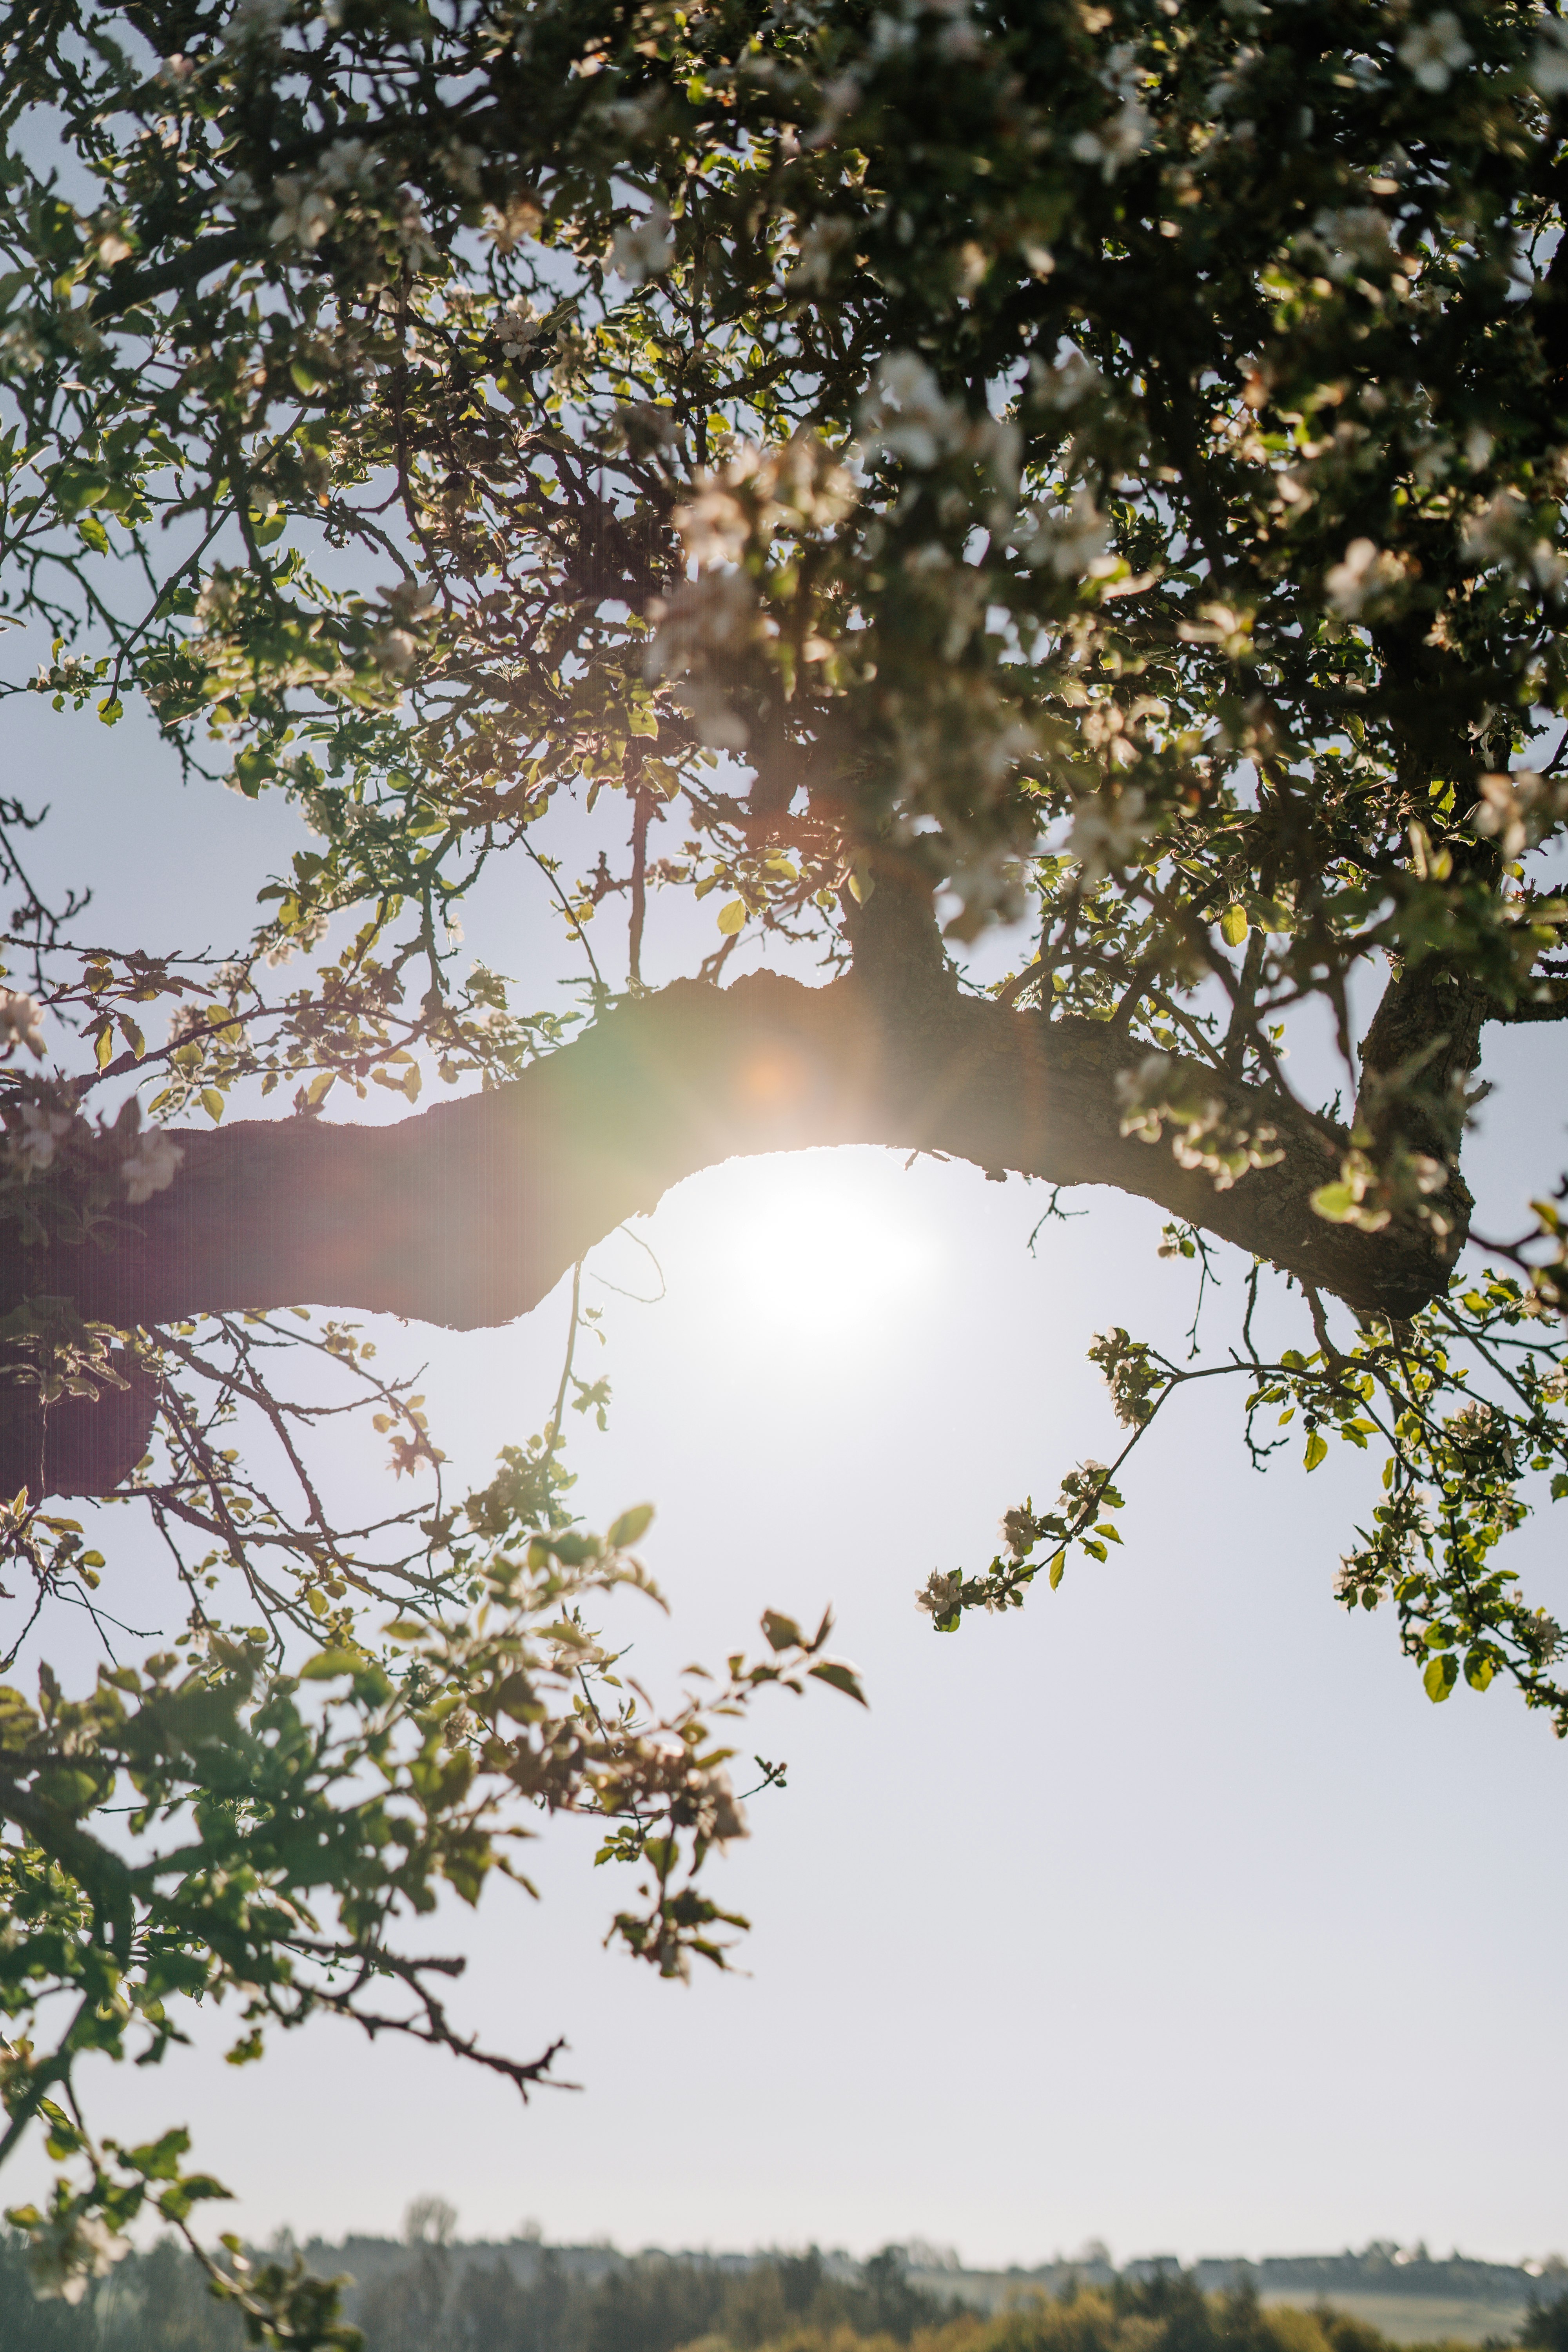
0;968;1460;1410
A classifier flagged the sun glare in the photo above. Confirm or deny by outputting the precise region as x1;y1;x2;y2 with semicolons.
697;1153;939;1343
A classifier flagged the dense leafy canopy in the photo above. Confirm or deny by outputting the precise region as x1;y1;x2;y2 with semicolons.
0;0;1565;2334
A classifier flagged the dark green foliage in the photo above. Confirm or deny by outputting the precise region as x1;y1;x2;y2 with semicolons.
358;2239;956;2352
0;2236;956;2352
1519;2297;1568;2352
11;2241;1555;2352
0;2230;243;2351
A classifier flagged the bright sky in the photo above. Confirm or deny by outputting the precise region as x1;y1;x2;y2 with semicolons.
2;675;1566;2270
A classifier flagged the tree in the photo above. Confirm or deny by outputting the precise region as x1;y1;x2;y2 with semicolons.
0;0;1564;2332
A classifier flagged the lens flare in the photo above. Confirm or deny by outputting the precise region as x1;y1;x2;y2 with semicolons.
702;1152;937;1341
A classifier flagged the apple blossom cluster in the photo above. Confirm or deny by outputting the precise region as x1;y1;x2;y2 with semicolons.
13;1102;71;1173
22;2202;128;2306
0;1090;183;1202
1472;769;1568;862
610;206;673;286
120;1131;185;1207
0;991;44;1060
1114;1054;1283;1194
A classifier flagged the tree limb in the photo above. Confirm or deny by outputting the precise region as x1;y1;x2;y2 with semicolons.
0;967;1465;1506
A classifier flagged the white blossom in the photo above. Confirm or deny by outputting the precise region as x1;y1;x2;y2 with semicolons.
1024;491;1117;580
12;1102;71;1173
938;12;983;61
789;214;852;290
1325;537;1404;618
265;908;330;967
1463;489;1526;566
696;1763;746;1845
495;297;543;358
944;834;1033;934
610;206;674;285
483;193;543;255
394;194;439;270
373;624;419;673
0;991;45;1060
1206;45;1261;114
317;138;371;191
270;174;336;250
1070;784;1150;877
672;483;750;570
219;169;261;212
1398;12;1472;91
438;139;484;197
916;1568;964;1620
807;74;862;147
859;352;961;469
1028;349;1102;410
1472;768;1568;858
1306;205;1394;283
121;1130;185;1206
1070;99;1151;180
1459;490;1566;587
643;572;767;750
25;2210;129;2305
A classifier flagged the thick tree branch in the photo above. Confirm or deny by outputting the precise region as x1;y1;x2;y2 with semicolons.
1357;944;1488;1256
0;969;1463;1504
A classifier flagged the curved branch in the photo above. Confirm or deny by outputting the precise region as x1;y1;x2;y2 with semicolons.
0;971;1459;1365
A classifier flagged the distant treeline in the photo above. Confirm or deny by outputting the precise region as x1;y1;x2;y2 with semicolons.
3;2237;1567;2352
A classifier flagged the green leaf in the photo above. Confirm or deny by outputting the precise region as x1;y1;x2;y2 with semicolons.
716;897;746;934
760;1609;803;1652
200;1088;224;1123
1303;1431;1328;1472
1423;1651;1457;1703
233;748;274;799
1047;1548;1066;1589
606;1503;654;1548
125;2128;191;2181
156;2175;232;2223
1220;902;1248;947
808;1659;867;1705
1310;1183;1357;1223
1463;1650;1495;1692
299;1650;360;1680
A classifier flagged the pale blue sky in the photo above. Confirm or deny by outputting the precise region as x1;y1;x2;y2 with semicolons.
1;671;1565;2268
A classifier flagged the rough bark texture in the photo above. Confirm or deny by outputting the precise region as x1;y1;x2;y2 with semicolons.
0;969;1459;1454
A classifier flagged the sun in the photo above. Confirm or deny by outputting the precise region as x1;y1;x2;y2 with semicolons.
691;1149;940;1344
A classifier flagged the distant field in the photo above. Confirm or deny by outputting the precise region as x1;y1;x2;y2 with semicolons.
1257;2294;1530;2347
909;2274;1536;2348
